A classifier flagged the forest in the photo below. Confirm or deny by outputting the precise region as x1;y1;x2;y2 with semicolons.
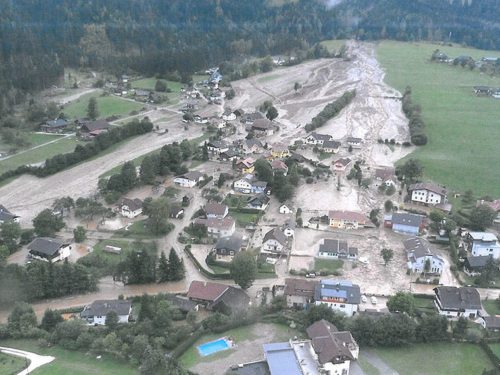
0;0;498;116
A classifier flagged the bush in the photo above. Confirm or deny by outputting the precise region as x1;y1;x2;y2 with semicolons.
306;177;314;184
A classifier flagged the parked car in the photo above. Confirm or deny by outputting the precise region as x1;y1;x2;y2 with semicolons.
370;296;377;305
361;295;367;303
305;273;316;278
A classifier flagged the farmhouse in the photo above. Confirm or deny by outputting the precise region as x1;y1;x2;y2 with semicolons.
332;157;352;172
173;171;204;188
251;119;274;137
80;119;110;135
119;198;143;218
233;176;253;193
318;239;358;260
219;149;239;162
204;202;228;219
389;212;424;235
262;228;288;256
305;132;332;145
433;286;481;318
165;295;199;313
465;232;500;259
206;140;229;155
28;237;71;263
187;280;250;313
221;108;236;121
328;210;367;229
271;142;290;159
346;137;362;148
194;216;235;238
212;234;244;262
247;193;270;211
279;204;293;214
408;182;448;206
374;167;397;187
243;139;264;154
0;205;20;224
284;278;318;309
314;279;361;317
321;140;341;154
403;237;444;274
80;299;132;326
41;118;69;133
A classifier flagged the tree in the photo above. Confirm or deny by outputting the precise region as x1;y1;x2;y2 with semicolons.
306;304;346;329
7;302;37;336
424;258;431;276
40;308;63;331
87;97;99;120
397;159;423;184
294;82;301;92
154;80;167;92
0;221;21;253
33;209;65;236
105;310;119;330
230;251;257;289
168;248;185;281
462;190;474;205
140;156;156;185
157;252;169;282
52;196;75;216
73;226;87;243
266;106;278;121
138;294;154;322
254;159;273;183
381;248;394;266
384;200;394;212
387;292;416;316
120;161;137;190
147;198;170;235
469;205;496;230
453;317;467;338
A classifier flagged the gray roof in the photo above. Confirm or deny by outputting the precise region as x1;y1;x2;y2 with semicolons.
409;182;448;196
204;203;228;217
309;132;331;142
482;316;500;329
247;193;270;206
44;118;68;128
215;234;243;253
319;239;358;256
209;286;250;312
306;320;355;364
207;140;228;149
392;212;423;228
263;342;303;375
81;119;110;132
263;228;287;246
465;255;491;269
80;299;131;318
315;279;361;304
346;137;362;143
252;119;272;130
434;286;481;311
121;198;143;212
403;237;431;259
0;205;18;222
178;171;204;181
165;295;198;312
322;140;341;149
28;237;68;257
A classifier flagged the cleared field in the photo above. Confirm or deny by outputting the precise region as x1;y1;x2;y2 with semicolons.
374;342;495;375
376;41;500;196
0;136;80;175
0;339;138;375
0;352;28;375
63;92;143;119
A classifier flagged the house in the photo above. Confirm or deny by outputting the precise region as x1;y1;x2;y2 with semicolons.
390;212;424;235
80;299;131;326
346;137;363;148
28;237;71;263
204;203;228;219
165;295;199;313
271;159;288;175
134;89;151;101
247;193;270;211
187;280;250;313
206;140;229;155
221;108;236;121
194;216;236;238
80;119;110;134
251;119;274;137
374;167;397;187
284;278;318;308
0;205;20;224
332;157;352;172
307;319;359;375
234;176;253;194
328;210;367;229
211;118;227;129
479;316;500;332
283;218;295;237
305;132;332;145
464;256;492;276
262;228;288;256
236;157;255;174
279;204;293;214
271;142;290;159
318;239;358;260
194;115;208;124
119;198;143;218
242;112;265;125
41;118;68;133
465;232;500;259
263;340;320;375
321;140;341;154
473;86;494;96
251;180;268;194
408;182;448;206
243;139;264;154
219;149;240;162
315;279;361;317
169;205;184;219
173;171;205;188
213;234;244;262
433;286;481;318
403;237;444;274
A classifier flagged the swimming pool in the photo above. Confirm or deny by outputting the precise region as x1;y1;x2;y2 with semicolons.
197;338;231;356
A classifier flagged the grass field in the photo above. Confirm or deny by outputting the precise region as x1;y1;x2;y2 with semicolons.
358;354;380;375
0;339;138;375
374;342;495;374
63;92;143;120
0;136;80;175
0;352;28;375
376;41;500;196
314;258;344;274
230;211;261;227
489;343;500;358
482;299;500;316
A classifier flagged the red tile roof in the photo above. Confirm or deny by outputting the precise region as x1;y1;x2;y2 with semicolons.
187;281;228;302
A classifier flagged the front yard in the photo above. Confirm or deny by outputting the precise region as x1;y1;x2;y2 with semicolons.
0;352;27;375
482;299;500;316
314;258;344;275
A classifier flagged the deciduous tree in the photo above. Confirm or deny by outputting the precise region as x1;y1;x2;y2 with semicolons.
230;251;257;289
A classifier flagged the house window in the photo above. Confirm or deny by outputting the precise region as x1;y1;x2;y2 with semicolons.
340;304;345;308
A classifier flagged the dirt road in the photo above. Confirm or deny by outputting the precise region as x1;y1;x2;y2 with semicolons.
0;346;55;375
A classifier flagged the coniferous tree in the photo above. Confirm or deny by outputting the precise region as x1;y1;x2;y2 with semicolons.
87;97;99;120
167;248;184;281
157;252;170;282
140;156;156;185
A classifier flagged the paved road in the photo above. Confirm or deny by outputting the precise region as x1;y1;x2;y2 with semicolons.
0;346;55;375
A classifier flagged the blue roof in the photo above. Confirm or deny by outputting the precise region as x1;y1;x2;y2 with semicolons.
316;279;361;304
263;342;302;375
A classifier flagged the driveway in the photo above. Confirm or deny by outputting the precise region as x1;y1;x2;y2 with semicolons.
0;346;55;375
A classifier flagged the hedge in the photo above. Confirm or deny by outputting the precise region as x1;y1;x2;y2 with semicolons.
480;339;500;369
305;90;356;132
184;246;232;280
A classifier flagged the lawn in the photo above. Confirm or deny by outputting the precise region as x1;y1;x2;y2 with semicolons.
374;342;495;375
0;136;80;175
376;41;500;196
314;258;344;274
489;343;500;358
358;354;380;375
413;295;437;314
230;211;261;227
63;92;143;120
482;299;500;316
113;219;169;240
0;339;138;375
0;352;28;375
131;78;184;93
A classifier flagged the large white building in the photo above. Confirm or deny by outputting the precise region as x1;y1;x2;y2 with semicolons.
408;182;448;206
314;280;361;317
80;300;132;325
403;237;444;274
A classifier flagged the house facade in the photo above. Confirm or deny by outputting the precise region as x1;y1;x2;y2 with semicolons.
321;140;341;154
120;198;143;218
262;228;288;256
247;193;270;211
271;142;290;159
284;278;318;308
403;237;444;274
346;137;363;148
390;212;424;235
206;140;229;155
328;210;367;229
213;234;244;263
234;177;253;193
204;203;228;219
174;171;204;188
28;237;71;263
0;205;20;224
434;286;481;318
318;239;358;260
315;279;361;317
305;132;332;145
80;300;131;325
332;158;351;172
409;182;448;206
465;232;500;259
279;204;293;214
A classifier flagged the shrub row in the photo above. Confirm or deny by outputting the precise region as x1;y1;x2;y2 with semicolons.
401;87;427;145
305;90;356;132
183;245;232;280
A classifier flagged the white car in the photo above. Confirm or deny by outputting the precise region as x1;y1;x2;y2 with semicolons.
361;295;367;303
370;296;378;305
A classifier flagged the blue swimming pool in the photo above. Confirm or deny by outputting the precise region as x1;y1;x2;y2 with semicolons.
197;338;231;356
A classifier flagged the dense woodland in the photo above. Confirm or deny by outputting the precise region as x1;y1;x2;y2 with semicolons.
0;0;499;116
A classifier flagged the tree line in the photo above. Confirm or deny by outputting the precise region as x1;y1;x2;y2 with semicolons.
402;87;427;145
305;90;356;132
